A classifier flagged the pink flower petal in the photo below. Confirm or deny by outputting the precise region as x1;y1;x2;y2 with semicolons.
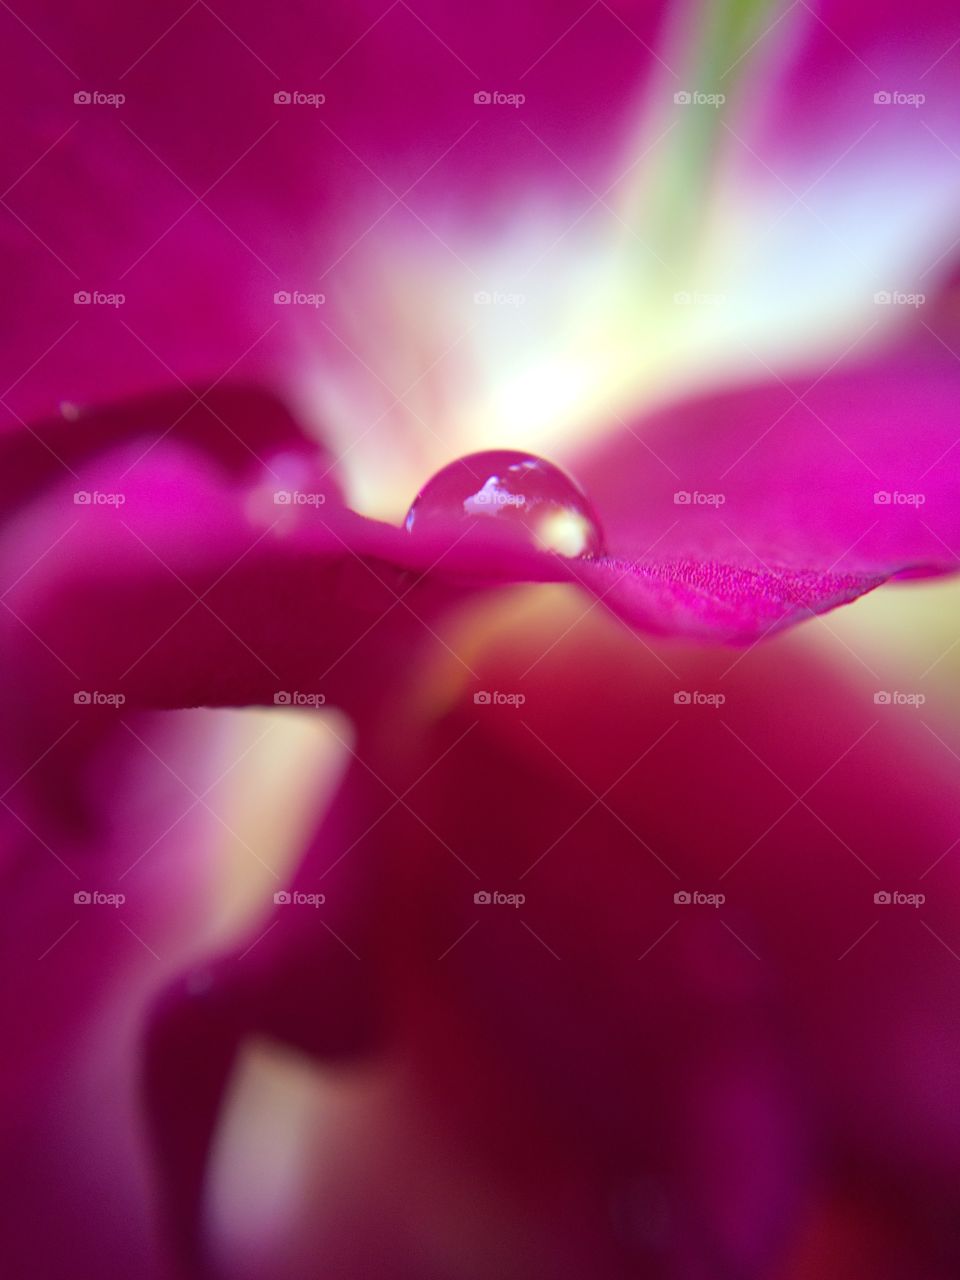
7;330;960;725
571;320;960;583
0;702;231;1279
145;618;960;1275
1;0;671;422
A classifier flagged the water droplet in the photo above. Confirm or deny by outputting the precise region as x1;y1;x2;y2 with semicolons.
404;451;604;559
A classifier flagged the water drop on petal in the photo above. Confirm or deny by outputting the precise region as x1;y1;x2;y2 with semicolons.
404;450;604;559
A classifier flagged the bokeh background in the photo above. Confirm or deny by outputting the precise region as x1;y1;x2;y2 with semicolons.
4;1;960;1277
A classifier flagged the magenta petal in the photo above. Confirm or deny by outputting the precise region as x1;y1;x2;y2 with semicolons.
0;445;918;724
0;383;336;512
566;558;886;644
573;324;960;580
1;0;670;423
8;324;960;725
143;762;387;1271
4;447;882;719
176;619;957;1277
0;704;230;1280
148;644;835;1275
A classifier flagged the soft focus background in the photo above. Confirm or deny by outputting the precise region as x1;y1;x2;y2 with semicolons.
4;0;960;1277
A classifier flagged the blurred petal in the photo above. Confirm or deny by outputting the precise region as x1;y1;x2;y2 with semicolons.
0;383;335;513
0;0;671;425
0;701;232;1278
153;597;960;1276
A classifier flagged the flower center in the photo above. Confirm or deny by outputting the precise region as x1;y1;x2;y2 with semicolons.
403;450;604;559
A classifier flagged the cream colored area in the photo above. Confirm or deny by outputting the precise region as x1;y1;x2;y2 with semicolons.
201;706;353;947
398;573;960;734
807;575;960;714
208;1041;390;1273
208;1040;543;1279
532;507;596;557
288;108;957;524
209;1043;319;1262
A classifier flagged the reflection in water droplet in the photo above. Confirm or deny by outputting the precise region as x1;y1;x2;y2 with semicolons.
404;451;604;559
